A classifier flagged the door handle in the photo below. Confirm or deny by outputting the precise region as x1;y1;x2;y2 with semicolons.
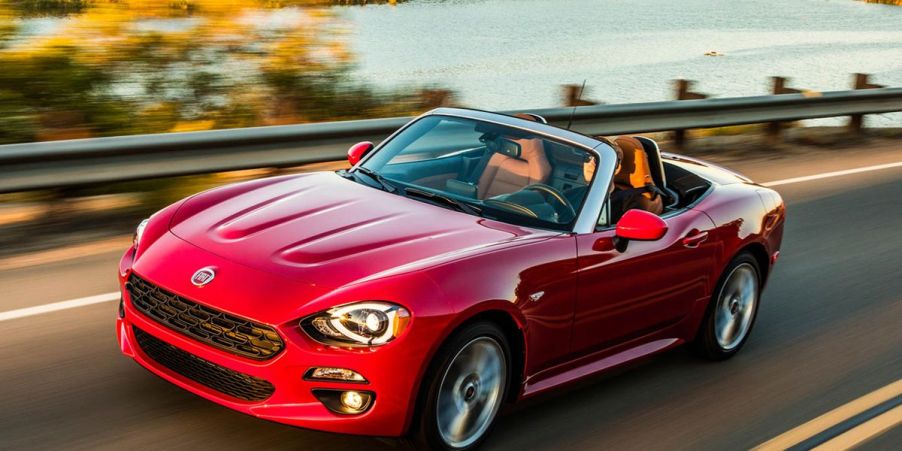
682;230;709;248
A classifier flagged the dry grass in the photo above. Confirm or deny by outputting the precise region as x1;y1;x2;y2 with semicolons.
858;0;902;5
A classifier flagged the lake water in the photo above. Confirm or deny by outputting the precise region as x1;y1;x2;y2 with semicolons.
336;0;902;125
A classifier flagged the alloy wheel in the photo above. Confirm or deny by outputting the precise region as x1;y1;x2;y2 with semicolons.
713;262;759;351
435;336;507;449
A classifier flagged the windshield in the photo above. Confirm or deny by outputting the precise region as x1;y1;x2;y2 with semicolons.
355;115;598;231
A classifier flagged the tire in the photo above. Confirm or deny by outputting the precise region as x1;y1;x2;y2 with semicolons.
411;321;510;450
694;253;762;360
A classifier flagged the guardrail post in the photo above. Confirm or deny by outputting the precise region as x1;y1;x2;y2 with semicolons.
2;87;901;194
767;76;804;144
672;79;708;148
421;89;455;109
42;188;78;223
849;73;885;133
562;84;597;107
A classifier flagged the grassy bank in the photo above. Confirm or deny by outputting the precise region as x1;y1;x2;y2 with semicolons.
859;0;902;6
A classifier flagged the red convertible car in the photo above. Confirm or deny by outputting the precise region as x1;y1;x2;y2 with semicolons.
117;108;784;450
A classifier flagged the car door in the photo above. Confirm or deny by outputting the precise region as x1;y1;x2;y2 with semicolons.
571;207;718;356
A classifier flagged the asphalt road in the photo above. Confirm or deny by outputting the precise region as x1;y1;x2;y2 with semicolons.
1;144;901;450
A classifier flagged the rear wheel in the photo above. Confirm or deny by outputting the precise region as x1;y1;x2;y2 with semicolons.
695;253;761;360
413;322;510;450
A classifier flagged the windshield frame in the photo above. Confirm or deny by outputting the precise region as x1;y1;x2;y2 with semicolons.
351;108;618;235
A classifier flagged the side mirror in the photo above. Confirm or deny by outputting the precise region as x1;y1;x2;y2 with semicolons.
347;141;374;166
614;210;667;250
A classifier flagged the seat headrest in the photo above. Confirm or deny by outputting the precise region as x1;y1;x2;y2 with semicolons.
516;137;545;162
606;138;623;164
613;136;656;191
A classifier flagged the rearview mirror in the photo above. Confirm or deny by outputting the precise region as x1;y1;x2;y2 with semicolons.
614;209;667;250
347;141;374;166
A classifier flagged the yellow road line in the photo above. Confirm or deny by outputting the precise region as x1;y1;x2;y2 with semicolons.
754;379;902;451
811;404;902;451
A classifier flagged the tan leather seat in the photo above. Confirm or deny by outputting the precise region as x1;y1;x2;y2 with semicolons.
612;136;664;215
477;118;552;199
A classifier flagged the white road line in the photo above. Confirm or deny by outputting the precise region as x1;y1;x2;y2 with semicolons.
3;159;902;321
762;161;902;187
0;292;119;322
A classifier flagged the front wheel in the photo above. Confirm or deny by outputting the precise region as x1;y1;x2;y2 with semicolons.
694;253;762;360
413;322;510;450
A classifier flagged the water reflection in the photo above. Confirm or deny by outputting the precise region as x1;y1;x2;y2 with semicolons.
339;0;902;126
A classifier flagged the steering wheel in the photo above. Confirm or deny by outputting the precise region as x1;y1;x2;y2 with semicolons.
522;183;577;222
482;198;540;219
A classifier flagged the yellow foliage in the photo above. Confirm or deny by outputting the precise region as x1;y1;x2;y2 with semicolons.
170;120;216;132
3;0;338;58
0;0;431;144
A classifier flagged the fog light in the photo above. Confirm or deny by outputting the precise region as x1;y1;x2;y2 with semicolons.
312;389;375;415
341;391;365;410
118;297;125;318
304;367;367;383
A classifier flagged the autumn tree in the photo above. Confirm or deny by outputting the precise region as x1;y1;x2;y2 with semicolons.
0;0;430;144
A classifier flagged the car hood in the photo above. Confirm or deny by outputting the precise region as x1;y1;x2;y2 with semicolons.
169;172;553;295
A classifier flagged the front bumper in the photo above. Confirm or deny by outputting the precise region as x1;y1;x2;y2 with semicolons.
117;316;411;436
116;239;448;437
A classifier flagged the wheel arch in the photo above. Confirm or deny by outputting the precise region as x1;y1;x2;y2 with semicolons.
687;238;770;343
462;309;527;403
737;241;770;286
405;306;527;434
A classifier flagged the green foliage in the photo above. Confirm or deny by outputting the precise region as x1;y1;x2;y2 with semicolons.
0;91;39;142
6;0;91;17
0;45;108;109
0;21;15;49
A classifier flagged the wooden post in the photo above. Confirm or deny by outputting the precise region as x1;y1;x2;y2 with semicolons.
41;187;78;225
561;84;597;107
767;76;803;144
848;73;884;133
421;89;454;109
672;79;708;148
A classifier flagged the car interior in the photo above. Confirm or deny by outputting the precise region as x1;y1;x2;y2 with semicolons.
594;135;713;217
375;115;712;229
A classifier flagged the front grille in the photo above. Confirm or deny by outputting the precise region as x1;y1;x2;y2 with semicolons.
127;274;284;360
134;327;275;402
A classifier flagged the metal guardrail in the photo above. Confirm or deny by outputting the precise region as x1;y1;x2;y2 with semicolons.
1;87;901;193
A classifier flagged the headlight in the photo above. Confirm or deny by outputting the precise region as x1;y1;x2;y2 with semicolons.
300;301;410;347
133;219;149;250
